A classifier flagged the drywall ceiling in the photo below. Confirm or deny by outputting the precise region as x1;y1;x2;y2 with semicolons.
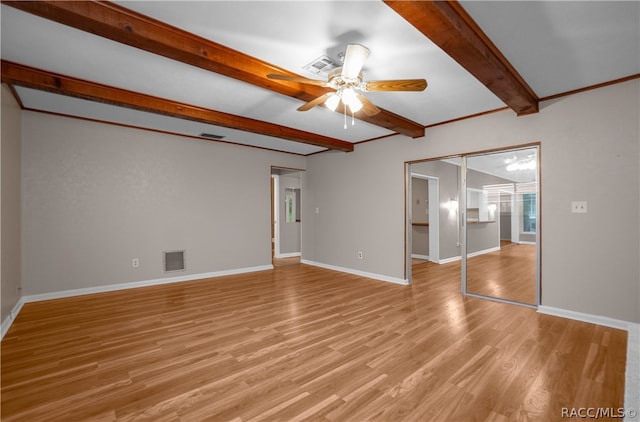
1;1;638;155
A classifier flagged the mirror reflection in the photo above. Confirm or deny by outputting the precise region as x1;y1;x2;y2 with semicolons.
465;147;539;305
410;157;461;268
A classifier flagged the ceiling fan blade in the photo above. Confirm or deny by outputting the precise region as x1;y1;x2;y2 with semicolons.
357;94;381;116
365;79;428;92
297;92;335;111
267;73;328;87
341;44;369;80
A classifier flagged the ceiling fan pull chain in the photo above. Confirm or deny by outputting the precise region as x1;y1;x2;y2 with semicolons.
352;109;355;126
344;103;347;129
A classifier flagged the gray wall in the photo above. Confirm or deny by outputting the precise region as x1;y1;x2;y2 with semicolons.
499;193;512;240
1;85;22;323
21;111;305;295
411;160;511;259
4;79;638;325
303;79;640;323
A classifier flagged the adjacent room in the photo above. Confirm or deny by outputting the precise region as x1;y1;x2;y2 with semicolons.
2;1;639;421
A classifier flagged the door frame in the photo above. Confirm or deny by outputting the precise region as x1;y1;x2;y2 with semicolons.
410;173;440;264
270;166;305;263
461;145;541;308
404;142;541;307
272;174;280;259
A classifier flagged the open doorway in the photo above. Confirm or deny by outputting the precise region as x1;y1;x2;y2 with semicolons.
410;174;440;265
406;157;462;284
271;167;304;267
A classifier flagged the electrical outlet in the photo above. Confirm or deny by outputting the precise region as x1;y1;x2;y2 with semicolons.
357;251;363;259
571;201;587;213
132;258;140;268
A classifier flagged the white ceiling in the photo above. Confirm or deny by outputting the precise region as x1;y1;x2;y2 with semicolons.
415;145;537;184
2;1;638;156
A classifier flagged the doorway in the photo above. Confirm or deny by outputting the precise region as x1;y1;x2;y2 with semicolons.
271;167;304;267
410;174;440;264
406;157;462;284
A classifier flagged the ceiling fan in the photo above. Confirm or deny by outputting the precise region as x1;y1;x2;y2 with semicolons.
267;44;427;119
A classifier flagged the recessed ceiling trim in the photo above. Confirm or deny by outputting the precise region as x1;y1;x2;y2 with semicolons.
1;60;354;152
384;0;539;116
5;0;425;138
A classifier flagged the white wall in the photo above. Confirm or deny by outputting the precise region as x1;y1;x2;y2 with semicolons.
303;79;640;323
1;85;22;323
21;112;305;295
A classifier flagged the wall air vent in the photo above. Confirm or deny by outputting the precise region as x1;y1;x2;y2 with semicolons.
199;133;225;140
163;250;185;273
303;55;342;76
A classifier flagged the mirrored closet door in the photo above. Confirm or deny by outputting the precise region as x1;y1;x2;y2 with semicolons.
463;146;539;306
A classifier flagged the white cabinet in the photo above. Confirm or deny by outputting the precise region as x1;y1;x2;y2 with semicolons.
467;188;493;223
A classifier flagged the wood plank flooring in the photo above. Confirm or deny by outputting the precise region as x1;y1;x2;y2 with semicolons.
1;262;626;421
466;244;537;305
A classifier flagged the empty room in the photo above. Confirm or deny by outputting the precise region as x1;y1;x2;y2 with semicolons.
1;1;639;421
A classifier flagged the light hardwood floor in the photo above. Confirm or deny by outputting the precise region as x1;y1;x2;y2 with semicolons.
1;262;626;421
466;243;537;305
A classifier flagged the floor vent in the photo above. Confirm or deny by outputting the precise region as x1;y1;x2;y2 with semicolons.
163;250;185;273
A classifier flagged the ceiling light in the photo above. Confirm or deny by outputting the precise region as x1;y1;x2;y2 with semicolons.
506;160;536;171
341;44;369;80
342;88;363;113
325;93;340;111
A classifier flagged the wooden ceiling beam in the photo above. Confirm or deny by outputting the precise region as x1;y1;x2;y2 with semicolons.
384;0;539;116
5;0;425;138
1;60;354;152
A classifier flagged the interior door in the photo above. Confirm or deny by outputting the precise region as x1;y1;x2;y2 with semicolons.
463;147;539;306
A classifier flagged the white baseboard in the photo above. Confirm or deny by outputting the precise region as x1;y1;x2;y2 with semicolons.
537;305;639;420
0;264;274;341
411;254;430;260
537;305;635;331
275;252;301;259
438;256;461;264
437;246;501;265
1;297;26;340
468;246;501;258
301;259;409;286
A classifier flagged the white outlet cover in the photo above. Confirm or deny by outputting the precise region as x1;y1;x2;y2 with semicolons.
571;201;587;213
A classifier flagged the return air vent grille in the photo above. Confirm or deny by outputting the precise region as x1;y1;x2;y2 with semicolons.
303;55;342;76
199;133;225;140
163;250;185;273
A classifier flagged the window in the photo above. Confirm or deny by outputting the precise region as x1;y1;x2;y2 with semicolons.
522;193;537;233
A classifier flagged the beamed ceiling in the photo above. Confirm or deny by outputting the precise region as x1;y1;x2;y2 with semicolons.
1;1;639;155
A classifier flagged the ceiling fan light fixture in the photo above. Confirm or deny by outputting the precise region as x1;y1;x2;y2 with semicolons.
325;93;341;111
342;88;363;113
341;44;370;80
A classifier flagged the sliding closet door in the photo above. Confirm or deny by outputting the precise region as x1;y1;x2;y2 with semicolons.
463;147;539;306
